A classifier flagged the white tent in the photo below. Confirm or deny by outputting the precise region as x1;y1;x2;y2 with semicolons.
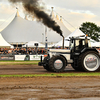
0;33;11;47
53;29;100;47
1;9;71;44
90;40;100;47
22;41;45;47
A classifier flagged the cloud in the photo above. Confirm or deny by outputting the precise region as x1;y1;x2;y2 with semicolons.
43;0;100;15
0;0;100;32
43;0;100;8
42;0;100;31
0;1;16;31
0;19;5;22
69;10;95;15
54;7;98;31
0;4;15;14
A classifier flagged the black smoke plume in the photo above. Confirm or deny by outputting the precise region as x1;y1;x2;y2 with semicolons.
8;0;63;37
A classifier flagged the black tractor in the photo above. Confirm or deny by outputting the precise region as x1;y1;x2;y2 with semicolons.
39;35;100;72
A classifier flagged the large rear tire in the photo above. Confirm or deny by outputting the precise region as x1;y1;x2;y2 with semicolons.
49;56;66;72
78;51;100;72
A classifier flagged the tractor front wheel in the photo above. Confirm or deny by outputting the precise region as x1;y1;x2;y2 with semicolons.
49;56;66;72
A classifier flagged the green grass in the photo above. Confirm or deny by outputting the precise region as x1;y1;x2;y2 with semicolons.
0;60;39;62
0;61;100;77
0;72;100;77
0;60;39;65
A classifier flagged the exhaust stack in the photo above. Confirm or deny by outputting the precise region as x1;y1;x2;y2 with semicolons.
62;36;64;49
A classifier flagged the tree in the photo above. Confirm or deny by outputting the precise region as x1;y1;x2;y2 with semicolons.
79;22;100;41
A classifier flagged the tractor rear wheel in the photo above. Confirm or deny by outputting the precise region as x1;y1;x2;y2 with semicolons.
78;51;100;72
49;56;66;72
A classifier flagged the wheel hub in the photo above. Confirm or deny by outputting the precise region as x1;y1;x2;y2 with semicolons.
54;59;63;69
84;54;99;71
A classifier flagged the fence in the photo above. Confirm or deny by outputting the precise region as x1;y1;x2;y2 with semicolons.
0;54;47;61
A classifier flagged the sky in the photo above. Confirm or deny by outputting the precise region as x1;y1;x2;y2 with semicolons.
0;0;100;32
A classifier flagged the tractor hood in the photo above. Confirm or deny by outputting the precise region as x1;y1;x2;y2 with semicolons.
49;49;70;53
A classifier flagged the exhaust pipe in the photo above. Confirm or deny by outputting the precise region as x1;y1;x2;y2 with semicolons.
62;36;64;49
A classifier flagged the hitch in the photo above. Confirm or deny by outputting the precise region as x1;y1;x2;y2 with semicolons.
38;55;44;66
41;55;42;62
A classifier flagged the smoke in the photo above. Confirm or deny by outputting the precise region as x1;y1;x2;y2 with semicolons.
8;0;63;37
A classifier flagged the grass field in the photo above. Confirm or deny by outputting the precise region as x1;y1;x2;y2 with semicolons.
0;60;39;65
0;61;100;77
0;73;100;77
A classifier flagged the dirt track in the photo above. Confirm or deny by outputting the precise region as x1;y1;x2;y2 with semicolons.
0;64;75;75
0;65;100;100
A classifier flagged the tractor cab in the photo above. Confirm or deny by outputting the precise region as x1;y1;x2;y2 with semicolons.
69;35;91;53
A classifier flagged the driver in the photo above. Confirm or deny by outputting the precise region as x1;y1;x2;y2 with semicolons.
79;40;82;49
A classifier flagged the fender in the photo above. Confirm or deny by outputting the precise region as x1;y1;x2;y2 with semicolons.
81;48;99;54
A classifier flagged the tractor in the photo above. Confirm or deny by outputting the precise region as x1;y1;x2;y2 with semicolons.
38;35;100;72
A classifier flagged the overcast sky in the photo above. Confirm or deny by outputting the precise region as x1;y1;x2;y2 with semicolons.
0;0;100;32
